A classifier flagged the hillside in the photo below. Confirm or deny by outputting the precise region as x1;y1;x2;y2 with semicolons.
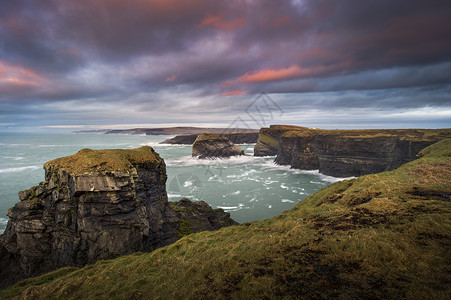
1;140;450;299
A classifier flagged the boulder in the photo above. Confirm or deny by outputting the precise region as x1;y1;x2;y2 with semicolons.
192;134;244;158
0;146;237;288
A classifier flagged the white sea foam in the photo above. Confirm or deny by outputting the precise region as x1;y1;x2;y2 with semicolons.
249;196;258;202
0;166;39;173
217;206;238;210
0;218;8;225
268;205;272;208
3;156;24;161
280;183;290;190
259;161;356;183
231;191;240;195
167;194;182;198
166;154;268;167
281;199;295;203
143;142;188;147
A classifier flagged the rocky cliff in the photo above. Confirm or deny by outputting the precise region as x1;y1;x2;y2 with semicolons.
3;140;450;299
0;147;236;288
161;132;259;145
254;125;309;156
192;134;244;159
256;125;451;177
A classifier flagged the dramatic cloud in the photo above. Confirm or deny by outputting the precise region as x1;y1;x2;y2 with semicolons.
0;0;450;130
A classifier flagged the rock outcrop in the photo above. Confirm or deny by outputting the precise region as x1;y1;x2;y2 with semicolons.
170;198;238;238
256;125;451;177
161;132;259;145
254;125;309;156
192;134;244;159
0;146;236;288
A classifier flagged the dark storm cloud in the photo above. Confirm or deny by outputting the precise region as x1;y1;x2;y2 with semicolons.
0;0;450;129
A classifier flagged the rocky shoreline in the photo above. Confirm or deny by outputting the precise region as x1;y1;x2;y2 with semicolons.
2;139;449;299
1;125;450;289
255;125;451;177
0;147;236;288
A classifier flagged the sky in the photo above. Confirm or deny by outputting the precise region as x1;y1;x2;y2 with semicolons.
1;0;450;131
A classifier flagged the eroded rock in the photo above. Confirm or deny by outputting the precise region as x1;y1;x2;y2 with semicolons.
0;146;237;288
192;134;244;159
257;125;451;177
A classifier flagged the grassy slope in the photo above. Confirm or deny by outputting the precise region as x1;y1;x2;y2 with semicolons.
2;140;450;299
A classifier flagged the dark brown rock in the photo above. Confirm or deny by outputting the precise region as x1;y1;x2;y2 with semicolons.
260;126;451;177
254;125;310;156
192;134;244;159
170;198;238;238
0;146;237;288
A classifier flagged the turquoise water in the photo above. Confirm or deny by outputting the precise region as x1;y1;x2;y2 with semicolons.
0;132;345;232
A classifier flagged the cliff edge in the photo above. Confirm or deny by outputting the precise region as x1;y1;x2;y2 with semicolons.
0;147;236;288
2;140;449;299
255;125;451;177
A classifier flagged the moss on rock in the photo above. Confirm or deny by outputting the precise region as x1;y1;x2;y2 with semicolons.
44;146;162;175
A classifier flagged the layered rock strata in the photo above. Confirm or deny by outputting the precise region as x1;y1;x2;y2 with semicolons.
255;125;451;177
0;146;236;288
192;134;244;159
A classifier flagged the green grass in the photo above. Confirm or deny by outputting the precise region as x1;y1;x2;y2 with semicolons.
194;134;230;142
2;140;450;299
281;127;451;141
44;146;162;175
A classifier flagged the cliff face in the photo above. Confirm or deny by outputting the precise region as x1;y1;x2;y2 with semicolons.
260;125;451;177
4;140;450;299
254;125;310;156
0;147;236;288
192;134;244;159
161;132;259;145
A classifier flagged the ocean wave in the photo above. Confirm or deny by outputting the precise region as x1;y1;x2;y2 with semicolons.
166;154;268;167
37;144;66;148
257;161;355;183
217;206;238;210
217;203;248;212
141;142;188;147
0;166;40;173
0;218;8;225
3;156;24;161
281;199;295;203
5;143;32;147
167;194;182;198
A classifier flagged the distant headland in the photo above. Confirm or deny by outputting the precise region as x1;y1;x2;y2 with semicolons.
74;126;259;135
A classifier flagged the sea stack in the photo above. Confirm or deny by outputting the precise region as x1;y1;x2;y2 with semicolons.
0;146;236;288
192;134;244;159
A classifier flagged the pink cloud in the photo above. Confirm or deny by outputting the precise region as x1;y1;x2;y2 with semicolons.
0;61;47;87
198;14;245;30
165;74;177;82
221;90;245;96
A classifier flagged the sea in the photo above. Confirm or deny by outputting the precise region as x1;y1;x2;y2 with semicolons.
0;132;347;233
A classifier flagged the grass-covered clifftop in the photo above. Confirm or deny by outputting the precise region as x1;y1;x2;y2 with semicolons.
2;140;450;299
44;146;162;175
